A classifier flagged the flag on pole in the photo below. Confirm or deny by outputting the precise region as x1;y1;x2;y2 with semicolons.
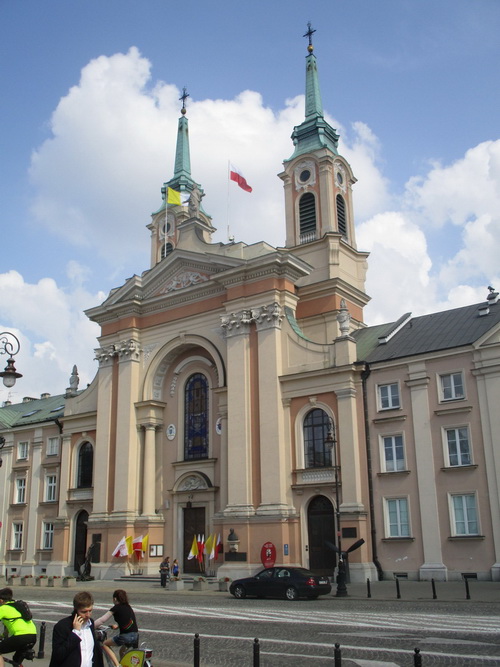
215;533;223;559
133;535;144;559
112;536;130;558
197;534;205;564
205;534;215;560
167;187;190;206
125;536;133;555
229;163;252;193
142;534;149;554
188;534;198;560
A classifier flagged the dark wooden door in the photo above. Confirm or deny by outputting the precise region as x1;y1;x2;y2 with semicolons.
307;495;336;575
183;506;205;573
73;510;88;573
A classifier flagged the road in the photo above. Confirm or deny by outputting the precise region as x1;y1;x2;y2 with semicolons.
17;580;500;666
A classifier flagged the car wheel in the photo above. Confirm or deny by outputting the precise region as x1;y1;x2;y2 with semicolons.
232;584;246;599
285;586;299;601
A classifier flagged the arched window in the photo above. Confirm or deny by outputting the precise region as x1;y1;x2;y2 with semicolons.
336;194;347;239
77;442;93;488
299;193;316;243
184;373;209;460
304;409;332;468
161;242;174;259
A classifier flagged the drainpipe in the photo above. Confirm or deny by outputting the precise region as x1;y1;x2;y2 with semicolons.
54;418;63;434
360;362;383;580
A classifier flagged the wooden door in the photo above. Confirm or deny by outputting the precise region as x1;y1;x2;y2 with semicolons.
182;506;205;573
307;495;336;575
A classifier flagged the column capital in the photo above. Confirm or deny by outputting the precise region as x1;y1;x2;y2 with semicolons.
221;310;252;337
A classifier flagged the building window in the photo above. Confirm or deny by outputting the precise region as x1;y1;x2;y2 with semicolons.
43;522;54;550
184;373;209;460
336;194;347;238
382;434;405;472
378;383;400;410
77;442;93;488
299;192;316;243
161;242;174;259
385;497;410;537
12;523;23;550
45;474;57;502
440;372;464;401
304;409;332;468
16;477;26;504
451;493;478;535
17;441;29;460
445;427;471;467
47;436;59;456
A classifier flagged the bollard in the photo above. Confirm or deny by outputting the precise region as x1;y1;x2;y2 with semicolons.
193;633;200;667
37;621;46;659
431;578;437;600
334;642;342;666
366;577;371;598
395;577;401;599
464;577;471;600
253;637;260;667
413;647;422;666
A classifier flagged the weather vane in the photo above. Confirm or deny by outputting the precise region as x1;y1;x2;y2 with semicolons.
180;87;190;115
303;22;316;51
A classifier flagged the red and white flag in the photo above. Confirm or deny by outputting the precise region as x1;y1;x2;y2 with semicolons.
229;163;252;193
215;533;223;559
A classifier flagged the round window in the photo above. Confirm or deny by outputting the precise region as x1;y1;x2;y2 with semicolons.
299;169;311;183
337;171;344;185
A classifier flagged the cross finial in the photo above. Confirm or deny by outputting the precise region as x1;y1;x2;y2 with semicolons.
303;22;316;52
180;87;190;115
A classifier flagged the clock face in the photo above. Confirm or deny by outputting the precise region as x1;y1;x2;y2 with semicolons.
300;169;311;183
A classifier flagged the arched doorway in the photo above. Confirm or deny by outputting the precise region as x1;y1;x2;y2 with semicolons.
73;510;88;573
307;495;336;575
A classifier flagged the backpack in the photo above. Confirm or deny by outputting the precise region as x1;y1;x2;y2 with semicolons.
5;600;32;621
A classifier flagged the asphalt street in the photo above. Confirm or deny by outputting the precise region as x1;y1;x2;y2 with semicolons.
4;579;500;666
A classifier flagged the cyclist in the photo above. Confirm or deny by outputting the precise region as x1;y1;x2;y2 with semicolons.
0;588;37;667
94;590;138;665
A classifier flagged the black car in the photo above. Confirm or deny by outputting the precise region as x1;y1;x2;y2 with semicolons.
229;566;332;601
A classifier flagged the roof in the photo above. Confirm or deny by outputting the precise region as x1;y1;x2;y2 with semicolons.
0;393;68;429
354;300;500;364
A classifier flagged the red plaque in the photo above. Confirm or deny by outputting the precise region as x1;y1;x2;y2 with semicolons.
261;542;276;568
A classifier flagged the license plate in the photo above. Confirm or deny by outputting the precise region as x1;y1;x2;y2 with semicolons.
318;578;328;584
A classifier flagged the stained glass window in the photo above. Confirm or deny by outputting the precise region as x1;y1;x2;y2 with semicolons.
184;373;209;460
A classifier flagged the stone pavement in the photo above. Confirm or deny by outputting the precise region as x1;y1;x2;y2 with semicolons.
8;579;500;666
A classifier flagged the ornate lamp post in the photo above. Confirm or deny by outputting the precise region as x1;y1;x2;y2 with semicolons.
325;425;347;596
0;332;22;388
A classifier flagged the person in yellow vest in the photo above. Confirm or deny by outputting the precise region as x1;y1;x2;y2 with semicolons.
0;588;37;667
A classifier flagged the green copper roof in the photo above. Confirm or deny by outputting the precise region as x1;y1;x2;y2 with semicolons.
287;40;339;161
0;392;69;429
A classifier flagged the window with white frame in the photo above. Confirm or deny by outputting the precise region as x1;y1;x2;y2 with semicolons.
450;493;478;535
12;522;23;550
15;477;26;504
382;434;405;471
17;441;29;460
47;436;59;456
445;427;471;466
440;372;465;401
384;497;410;537
378;383;400;410
42;522;54;550
45;474;57;502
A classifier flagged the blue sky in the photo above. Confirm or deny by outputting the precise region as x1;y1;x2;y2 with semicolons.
1;0;499;401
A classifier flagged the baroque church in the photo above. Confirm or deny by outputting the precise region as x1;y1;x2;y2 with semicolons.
1;30;499;583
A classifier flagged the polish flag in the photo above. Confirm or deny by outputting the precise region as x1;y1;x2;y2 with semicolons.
229;163;252;193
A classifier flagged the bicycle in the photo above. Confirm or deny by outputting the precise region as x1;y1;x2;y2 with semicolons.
2;641;36;667
96;627;153;667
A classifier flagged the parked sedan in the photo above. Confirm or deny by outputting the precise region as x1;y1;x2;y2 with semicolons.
229;566;331;601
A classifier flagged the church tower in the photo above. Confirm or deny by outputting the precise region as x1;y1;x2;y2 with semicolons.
279;24;369;336
147;88;215;267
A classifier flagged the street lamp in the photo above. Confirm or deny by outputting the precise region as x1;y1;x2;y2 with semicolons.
0;332;22;388
325;425;347;596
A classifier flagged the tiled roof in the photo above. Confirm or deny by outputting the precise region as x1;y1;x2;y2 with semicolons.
0;393;67;429
354;300;500;364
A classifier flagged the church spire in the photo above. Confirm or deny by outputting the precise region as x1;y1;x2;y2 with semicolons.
170;87;193;189
288;24;339;161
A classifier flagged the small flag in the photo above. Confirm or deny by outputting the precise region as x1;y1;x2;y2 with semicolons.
229;163;252;193
167;187;190;206
112;537;129;558
125;536;133;555
205;534;214;560
142;534;149;553
216;533;223;559
188;534;198;560
197;534;205;564
133;535;144;559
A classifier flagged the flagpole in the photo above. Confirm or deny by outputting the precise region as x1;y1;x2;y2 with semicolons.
227;160;231;242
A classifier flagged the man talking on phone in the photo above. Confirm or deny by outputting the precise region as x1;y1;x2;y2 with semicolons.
49;591;104;667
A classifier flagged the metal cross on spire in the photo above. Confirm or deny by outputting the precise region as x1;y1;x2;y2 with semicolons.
303;22;316;50
180;87;190;114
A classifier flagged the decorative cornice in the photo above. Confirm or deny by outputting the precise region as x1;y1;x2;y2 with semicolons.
220;310;253;337
95;339;141;365
252;302;283;330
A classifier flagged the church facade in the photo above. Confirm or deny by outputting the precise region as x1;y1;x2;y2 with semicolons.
1;33;499;583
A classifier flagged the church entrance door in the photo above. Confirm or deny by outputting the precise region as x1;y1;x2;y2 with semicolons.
182;506;205;573
73;510;88;573
307;495;336;575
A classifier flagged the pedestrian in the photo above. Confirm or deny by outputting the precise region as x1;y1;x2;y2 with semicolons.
159;557;170;588
49;590;104;667
172;559;180;578
94;589;139;665
0;588;37;667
